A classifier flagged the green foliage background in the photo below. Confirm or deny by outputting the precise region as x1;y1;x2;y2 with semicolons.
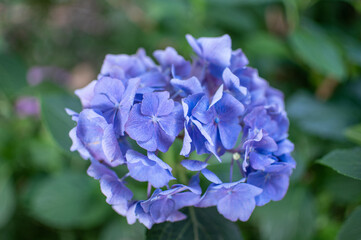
0;0;361;239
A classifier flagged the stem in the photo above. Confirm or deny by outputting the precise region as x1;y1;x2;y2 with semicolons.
204;154;212;163
236;159;245;178
171;90;182;99
147;182;152;198
189;207;199;240
120;172;130;182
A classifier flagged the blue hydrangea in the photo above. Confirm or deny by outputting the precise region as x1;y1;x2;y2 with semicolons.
68;34;295;228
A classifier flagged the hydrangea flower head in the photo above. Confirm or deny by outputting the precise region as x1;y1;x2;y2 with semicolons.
68;34;295;228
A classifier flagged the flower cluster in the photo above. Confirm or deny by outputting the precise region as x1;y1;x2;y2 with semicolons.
67;34;295;228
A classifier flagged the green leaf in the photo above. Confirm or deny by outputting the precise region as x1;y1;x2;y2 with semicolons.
252;187;316;240
40;93;81;151
100;219;145;240
338;206;361;240
287;92;357;140
208;0;280;5
0;177;15;228
318;148;361;180
345;124;361;146
29;172;109;229
244;32;289;58
289;25;346;79
28;140;63;172
0;53;27;97
146;207;242;240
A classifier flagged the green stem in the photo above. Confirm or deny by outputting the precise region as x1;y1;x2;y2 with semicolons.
189;207;199;240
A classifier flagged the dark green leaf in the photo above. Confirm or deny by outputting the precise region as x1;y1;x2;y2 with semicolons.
40;93;81;151
252;187;316;240
287;92;357;140
0;176;15;228
0;53;27;97
318;148;361;180
289;25;346;79
325;174;361;204
146;207;242;240
345;124;361;146
29;172;109;229
338;206;361;240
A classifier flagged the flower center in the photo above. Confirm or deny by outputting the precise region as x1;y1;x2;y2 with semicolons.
214;117;220;124
151;115;159;123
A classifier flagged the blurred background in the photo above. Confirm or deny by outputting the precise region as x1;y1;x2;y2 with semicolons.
1;0;361;239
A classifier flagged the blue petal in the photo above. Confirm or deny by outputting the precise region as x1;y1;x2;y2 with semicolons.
188;34;232;67
249;152;275;171
170;77;203;96
75;80;96;108
218;121;242;150
274;139;294;156
209;85;224;108
247;164;291;206
126;150;175;188
125;104;154;142
100;174;133;208
181;160;208;171
87;159;117;180
201;169;222;184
